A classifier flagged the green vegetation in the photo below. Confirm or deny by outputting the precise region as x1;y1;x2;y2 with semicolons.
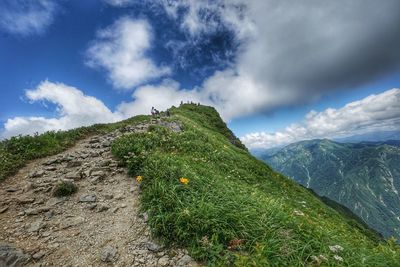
53;181;78;197
261;139;400;241
0;115;149;181
112;105;400;266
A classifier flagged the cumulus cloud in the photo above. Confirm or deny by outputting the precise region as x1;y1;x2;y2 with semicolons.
241;89;400;149
0;0;58;36
1;80;200;138
90;1;400;121
2;81;120;138
160;0;400;118
86;17;170;90
116;80;202;116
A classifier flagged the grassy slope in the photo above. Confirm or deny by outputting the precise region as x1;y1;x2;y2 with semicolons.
112;105;400;266
0;115;149;181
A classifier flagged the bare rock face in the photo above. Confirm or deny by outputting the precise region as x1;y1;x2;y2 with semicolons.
0;120;197;267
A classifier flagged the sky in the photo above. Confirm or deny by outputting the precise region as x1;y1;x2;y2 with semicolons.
0;0;400;149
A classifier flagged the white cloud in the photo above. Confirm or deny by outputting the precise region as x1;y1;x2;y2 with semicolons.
160;0;254;39
86;17;170;90
241;89;400;149
1;80;200;138
159;0;400;121
116;80;202;116
2;81;121;138
0;0;58;36
104;0;134;7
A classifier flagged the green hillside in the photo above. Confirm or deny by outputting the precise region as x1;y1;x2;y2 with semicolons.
1;105;400;266
261;139;400;242
111;105;399;266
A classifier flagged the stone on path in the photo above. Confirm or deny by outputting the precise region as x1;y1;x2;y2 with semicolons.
79;193;97;202
100;246;118;263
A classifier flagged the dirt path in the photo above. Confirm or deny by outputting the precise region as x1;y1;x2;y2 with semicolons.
0;121;198;267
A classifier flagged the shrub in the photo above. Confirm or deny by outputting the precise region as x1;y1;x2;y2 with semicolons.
53;181;78;197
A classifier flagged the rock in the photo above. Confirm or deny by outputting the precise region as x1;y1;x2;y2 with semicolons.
104;194;114;200
293;210;304;216
333;255;343;262
158;255;170;266
87;203;97;210
41;231;52;238
66;160;82;168
23;182;34;192
89;137;100;143
115;194;124;200
111;207;119;213
102;141;111;147
25;207;50;216
65;172;82;180
79;193;97;203
0;206;9;214
0;243;31;266
28;218;46;232
90;151;100;157
30;170;45;178
44;166;57;171
32;250;45;260
5;187;19;192
91;170;105;178
43;158;58;165
329;245;344;253
46;198;63;207
25;208;39;216
142;212;149;222
17;197;35;204
99;160;111;167
44;211;55;220
177;255;195;266
97;205;110;212
146;242;162;252
60;216;85;229
100;246;118;263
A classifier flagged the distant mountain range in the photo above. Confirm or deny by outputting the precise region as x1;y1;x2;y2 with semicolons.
257;138;400;240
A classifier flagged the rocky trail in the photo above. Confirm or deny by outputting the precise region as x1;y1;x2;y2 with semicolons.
0;120;199;267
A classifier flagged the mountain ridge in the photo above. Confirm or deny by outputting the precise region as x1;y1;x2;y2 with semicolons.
260;138;400;241
1;104;400;266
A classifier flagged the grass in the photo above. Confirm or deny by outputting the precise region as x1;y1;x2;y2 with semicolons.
112;104;400;266
0;115;149;181
53;181;78;197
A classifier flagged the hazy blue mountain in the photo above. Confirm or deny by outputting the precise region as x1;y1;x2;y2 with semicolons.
258;139;400;240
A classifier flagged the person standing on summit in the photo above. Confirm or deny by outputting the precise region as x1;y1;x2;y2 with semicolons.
151;107;155;117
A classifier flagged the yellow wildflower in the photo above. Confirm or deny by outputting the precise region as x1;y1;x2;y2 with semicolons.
136;175;143;182
179;177;189;185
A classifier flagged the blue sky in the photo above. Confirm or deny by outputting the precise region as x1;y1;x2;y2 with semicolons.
1;0;400;148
